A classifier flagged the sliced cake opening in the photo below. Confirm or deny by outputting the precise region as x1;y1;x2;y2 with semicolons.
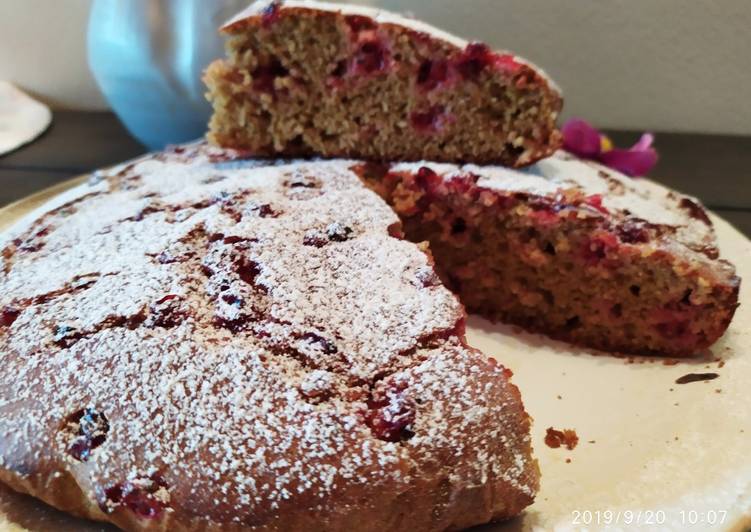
353;155;740;356
205;0;562;166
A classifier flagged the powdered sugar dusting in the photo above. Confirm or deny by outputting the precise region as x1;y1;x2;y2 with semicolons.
0;143;536;528
392;151;718;253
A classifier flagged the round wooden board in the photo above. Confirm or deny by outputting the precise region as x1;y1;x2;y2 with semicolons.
0;177;749;532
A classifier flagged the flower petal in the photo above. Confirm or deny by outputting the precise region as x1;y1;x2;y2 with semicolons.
631;132;655;151
599;144;658;177
561;118;602;158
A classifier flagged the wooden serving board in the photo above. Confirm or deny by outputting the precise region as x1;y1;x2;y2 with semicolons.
0;177;749;532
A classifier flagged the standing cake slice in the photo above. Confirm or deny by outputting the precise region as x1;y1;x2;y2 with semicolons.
353;152;740;356
205;0;562;167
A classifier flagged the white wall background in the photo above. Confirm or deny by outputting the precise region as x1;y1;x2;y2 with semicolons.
1;0;750;135
0;0;107;110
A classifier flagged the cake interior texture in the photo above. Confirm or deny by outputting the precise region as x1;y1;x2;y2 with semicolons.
352;156;739;357
205;1;562;166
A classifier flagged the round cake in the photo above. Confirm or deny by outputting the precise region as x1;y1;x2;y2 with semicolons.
0;144;538;531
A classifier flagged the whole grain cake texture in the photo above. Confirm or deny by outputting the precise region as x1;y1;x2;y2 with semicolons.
205;0;562;167
0;1;742;529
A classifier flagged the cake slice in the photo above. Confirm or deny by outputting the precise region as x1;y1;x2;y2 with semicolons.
0;143;538;531
353;152;740;356
205;0;562;167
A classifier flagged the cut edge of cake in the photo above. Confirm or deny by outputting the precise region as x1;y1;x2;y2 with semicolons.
205;0;562;167
351;150;740;356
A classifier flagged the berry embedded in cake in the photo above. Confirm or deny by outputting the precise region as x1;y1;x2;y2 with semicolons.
352;152;740;356
204;0;562;167
0;143;538;531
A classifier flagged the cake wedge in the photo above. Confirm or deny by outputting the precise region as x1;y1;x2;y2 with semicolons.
205;0;562;167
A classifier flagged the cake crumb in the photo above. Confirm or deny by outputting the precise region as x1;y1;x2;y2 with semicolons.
675;372;719;384
544;427;578;450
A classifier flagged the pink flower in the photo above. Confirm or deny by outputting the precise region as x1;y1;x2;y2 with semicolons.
561;118;658;177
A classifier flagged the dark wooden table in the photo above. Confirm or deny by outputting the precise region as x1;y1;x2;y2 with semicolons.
1;111;749;237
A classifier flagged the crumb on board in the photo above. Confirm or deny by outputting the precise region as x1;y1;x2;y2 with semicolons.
675;372;719;384
545;427;579;450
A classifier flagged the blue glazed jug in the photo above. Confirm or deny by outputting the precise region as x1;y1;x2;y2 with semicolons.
88;0;248;150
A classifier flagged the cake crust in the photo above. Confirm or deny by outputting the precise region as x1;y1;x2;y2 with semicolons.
0;144;538;531
205;0;562;167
